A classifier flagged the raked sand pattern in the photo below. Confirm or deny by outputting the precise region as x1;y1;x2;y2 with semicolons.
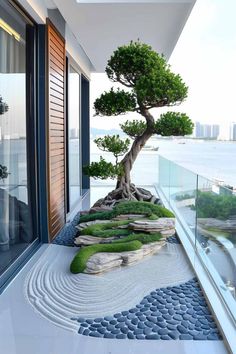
25;242;195;333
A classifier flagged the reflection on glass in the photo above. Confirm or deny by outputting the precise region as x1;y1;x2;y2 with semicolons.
0;2;35;276
68;66;81;210
196;177;236;299
159;156;197;239
158;155;236;319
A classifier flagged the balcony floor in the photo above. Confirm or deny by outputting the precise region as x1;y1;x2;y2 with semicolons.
0;187;229;354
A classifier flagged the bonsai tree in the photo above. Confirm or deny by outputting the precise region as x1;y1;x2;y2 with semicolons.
84;41;193;205
0;95;9;181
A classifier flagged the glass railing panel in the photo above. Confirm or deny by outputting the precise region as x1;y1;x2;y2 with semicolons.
196;176;236;314
158;155;170;203
168;160;197;241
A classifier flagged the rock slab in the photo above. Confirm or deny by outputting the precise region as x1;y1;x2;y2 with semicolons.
85;241;165;274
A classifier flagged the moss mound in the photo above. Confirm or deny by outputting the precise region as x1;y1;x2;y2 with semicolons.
80;220;132;238
79;201;174;224
70;240;142;274
114;201;174;218
112;232;162;244
79;210;114;223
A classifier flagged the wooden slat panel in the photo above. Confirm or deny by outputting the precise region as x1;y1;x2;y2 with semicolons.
49;29;64;48
51;199;65;213
50;74;64;89
50;160;64;171
49;55;64;71
51;171;65;183
50;136;64;144
50;110;64;119
50;41;64;59
51;169;64;180
49;61;64;77
50;76;64;90
50;148;64;157
50;141;64;150
50;117;64;126
50;96;64;113
50;81;64;95
50;130;64;138
50;197;65;211
47;21;66;241
51;154;64;164
50;122;64;131
49;47;64;65
51;211;65;227
51;219;64;236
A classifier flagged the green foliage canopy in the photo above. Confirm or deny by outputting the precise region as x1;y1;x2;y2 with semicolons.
94;88;136;116
95;135;130;160
155;112;194;136
83;157;122;180
86;41;193;182
120;120;147;139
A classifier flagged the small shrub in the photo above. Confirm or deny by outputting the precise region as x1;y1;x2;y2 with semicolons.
112;232;162;244
70;240;142;274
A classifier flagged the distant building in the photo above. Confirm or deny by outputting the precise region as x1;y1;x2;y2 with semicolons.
195;122;201;138
212;125;220;138
194;122;220;139
230;123;236;141
203;124;211;138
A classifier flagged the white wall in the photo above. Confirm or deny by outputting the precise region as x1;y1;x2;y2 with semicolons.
17;0;92;76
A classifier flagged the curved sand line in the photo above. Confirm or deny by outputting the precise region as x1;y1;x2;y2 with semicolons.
24;243;194;332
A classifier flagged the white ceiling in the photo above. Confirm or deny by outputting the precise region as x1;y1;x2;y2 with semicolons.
53;0;196;72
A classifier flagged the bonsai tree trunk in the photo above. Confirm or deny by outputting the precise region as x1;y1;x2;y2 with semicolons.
105;109;155;203
116;130;153;199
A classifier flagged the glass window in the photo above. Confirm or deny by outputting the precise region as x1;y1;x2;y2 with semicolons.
68;65;81;210
0;2;36;276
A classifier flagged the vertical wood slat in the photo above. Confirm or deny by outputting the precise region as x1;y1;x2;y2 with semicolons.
47;21;66;240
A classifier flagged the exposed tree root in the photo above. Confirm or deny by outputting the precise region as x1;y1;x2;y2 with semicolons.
92;184;161;210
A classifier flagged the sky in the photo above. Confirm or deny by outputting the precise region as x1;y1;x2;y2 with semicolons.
90;0;236;139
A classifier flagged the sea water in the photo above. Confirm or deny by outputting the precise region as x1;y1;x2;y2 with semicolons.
90;139;236;188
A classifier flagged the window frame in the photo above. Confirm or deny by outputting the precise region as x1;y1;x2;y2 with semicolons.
0;0;40;292
66;55;83;215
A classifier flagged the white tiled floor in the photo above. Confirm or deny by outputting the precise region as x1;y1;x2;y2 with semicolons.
0;187;229;354
0;245;229;354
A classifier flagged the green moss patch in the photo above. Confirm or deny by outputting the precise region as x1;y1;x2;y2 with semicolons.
112;232;162;244
79;201;174;224
70;240;142;274
114;201;174;218
149;214;159;220
81;220;132;238
79;210;115;223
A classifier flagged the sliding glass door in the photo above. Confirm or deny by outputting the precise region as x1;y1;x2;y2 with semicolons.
0;1;37;279
68;64;81;211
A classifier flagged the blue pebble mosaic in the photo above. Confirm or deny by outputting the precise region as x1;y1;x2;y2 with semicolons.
166;234;181;244
52;213;80;246
73;278;222;340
